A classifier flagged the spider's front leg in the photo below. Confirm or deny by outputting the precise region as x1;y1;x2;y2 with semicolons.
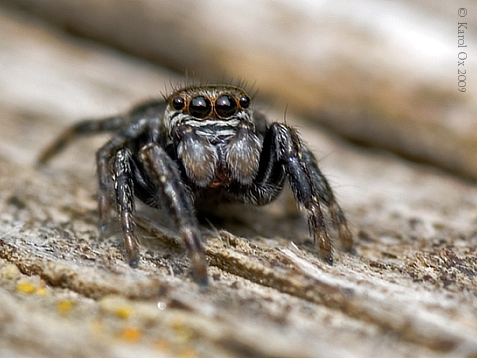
95;121;149;234
271;123;352;264
137;143;208;286
112;148;140;267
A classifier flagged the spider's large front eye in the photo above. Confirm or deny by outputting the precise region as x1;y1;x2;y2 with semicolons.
189;96;211;118
215;95;237;118
172;97;185;110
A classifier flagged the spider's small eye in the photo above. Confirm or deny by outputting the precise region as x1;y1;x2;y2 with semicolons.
172;97;185;110
189;96;212;118
239;95;251;109
215;95;237;118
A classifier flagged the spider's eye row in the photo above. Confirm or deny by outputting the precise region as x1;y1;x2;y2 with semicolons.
215;95;237;118
172;92;251;119
239;95;251;109
189;96;212;119
172;97;185;110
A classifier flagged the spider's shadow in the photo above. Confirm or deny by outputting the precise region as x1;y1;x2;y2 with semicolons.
198;201;308;243
135;188;311;252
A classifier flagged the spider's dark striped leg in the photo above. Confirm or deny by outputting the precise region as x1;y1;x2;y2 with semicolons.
95;121;149;234
36;115;128;165
271;123;337;264
301;146;353;252
138;143;208;286
113;148;140;268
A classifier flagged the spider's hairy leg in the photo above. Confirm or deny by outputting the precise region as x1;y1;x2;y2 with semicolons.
138;143;208;287
113;148;140;267
95;138;123;233
271;123;337;264
95;120;150;234
301;147;353;252
36;115;128;166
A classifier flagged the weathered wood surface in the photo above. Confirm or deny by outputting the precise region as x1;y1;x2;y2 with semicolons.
0;5;476;358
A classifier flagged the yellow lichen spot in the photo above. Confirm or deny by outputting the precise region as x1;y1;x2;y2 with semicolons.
170;317;192;344
115;306;133;319
170;317;185;331
99;295;134;319
16;281;37;294
120;327;142;343
36;287;47;296
57;300;74;315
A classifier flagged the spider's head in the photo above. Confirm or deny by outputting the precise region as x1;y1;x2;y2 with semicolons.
163;85;253;134
163;85;262;188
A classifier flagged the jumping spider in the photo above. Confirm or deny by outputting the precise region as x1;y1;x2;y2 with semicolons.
38;84;352;286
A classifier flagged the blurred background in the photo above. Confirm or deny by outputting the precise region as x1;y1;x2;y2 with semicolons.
1;0;476;180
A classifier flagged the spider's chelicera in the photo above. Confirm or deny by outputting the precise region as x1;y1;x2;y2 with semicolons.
38;84;352;286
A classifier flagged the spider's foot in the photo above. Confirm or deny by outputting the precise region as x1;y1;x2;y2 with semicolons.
98;220;117;239
128;257;139;269
189;251;209;288
98;221;109;234
339;225;353;253
315;229;333;265
124;232;140;269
